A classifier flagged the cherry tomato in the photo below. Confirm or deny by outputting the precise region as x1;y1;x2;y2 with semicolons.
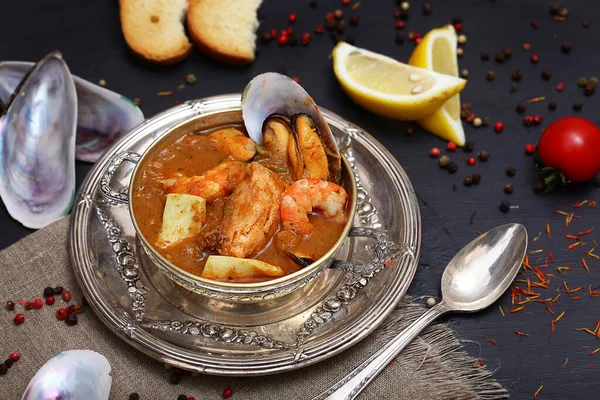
537;117;600;182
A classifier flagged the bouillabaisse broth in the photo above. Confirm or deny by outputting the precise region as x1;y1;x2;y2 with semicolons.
132;126;349;283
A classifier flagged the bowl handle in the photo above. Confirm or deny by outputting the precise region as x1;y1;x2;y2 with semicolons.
98;151;141;204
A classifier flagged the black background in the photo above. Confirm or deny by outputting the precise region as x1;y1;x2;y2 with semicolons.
1;1;599;399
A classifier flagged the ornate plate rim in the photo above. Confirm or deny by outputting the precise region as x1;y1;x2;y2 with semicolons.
69;94;422;376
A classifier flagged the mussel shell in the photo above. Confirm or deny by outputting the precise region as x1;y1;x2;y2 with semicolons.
0;61;144;162
21;350;112;400
0;51;77;229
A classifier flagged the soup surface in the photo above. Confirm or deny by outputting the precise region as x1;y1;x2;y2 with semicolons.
132;124;350;283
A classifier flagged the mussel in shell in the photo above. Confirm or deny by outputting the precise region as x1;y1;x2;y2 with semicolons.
0;51;77;229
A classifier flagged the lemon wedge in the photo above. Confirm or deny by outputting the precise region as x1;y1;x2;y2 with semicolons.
409;25;466;146
332;41;466;121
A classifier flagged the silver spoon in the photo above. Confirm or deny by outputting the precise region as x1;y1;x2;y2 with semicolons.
316;223;527;400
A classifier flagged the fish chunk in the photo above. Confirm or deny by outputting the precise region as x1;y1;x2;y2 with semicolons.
219;162;287;258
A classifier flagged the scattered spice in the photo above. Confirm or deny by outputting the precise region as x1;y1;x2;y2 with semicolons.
556;81;565;92
530;54;540;64
486;70;495;81
463;141;474;152
43;287;54;297
548;100;557;110
525;144;535;154
466;157;476;166
499;305;505;316
511;70;523;81
439;156;451;168
423;3;432;14
471;174;481;185
573;101;582;111
531;19;540;28
584;84;595;96
560;42;572;53
481;51;489;61
223;386;233;399
495;52;505;63
583;20;591;28
478;151;489;161
494;121;504;133
527;96;546;104
99;79;106;87
483;336;497;345
504;184;514;194
516;103;526;113
429;147;441;158
561;358;569;368
541;68;552;80
158;91;173;96
510;83;518;92
582;258;590;274
447;142;457;152
499;201;510;213
514;330;529;338
185;74;196;85
13;313;24;325
463;176;473;187
506;167;516;177
534;382;544;399
6;300;15;311
510;306;524;313
447;162;458;173
62;290;71;302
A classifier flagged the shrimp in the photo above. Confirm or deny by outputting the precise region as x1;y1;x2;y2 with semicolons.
219;162;287;258
280;178;348;236
161;160;247;202
209;128;256;161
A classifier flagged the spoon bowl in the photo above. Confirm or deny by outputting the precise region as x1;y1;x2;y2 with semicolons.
441;223;528;312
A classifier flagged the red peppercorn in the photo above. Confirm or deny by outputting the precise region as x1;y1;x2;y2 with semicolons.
14;314;25;325
530;54;539;64
278;35;288;46
556;81;564;92
494;122;504;133
292;76;300;83
447;142;457;152
408;31;416;41
314;24;324;34
223;386;233;399
25;301;34;310
523;42;531;51
523;115;534;126
6;300;15;311
9;352;20;362
342;0;350;5
300;33;311;45
395;21;406;29
62;290;71;302
33;298;43;309
533;115;542;125
326;12;335;21
429;147;441;157
453;23;463;32
286;27;293;35
269;29;277;38
466;157;476;166
56;308;68;320
288;13;297;23
415;37;422;44
531;19;539;28
46;296;55;306
66;305;76;314
525;143;536;154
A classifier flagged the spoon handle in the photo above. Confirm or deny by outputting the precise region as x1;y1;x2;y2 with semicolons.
314;302;449;400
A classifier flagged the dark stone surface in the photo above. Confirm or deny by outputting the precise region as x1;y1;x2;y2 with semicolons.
0;1;598;398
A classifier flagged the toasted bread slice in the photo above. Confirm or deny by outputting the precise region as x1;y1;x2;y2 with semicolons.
187;0;262;65
120;0;193;65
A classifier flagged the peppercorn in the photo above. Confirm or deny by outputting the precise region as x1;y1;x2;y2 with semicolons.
585;85;595;96
510;83;518;92
548;100;557;110
33;298;43;309
334;9;344;20
511;70;523;81
471;174;481;184
495;52;505;63
504;184;514;194
499;201;510;213
556;81;565;91
73;305;85;314
439;155;451;168
486;70;495;81
300;32;311;45
531;19;539;28
6;300;15;311
573;101;583;111
0;364;7;376
550;4;559;15
463;141;474;153
473;117;482;127
423;3;432;15
56;308;67;320
45;296;55;306
463;176;473;186
395;33;405;44
14;313;25;325
457;34;467;44
429;147;441;158
506;167;516;177
590;77;599;87
494;121;504;133
169;373;181;384
65;312;78;326
325;19;337;31
482;117;490;127
461;69;469;78
395;20;406;29
466;157;476;166
516;103;526;114
350;15;359;25
447;162;458;173
503;48;512;59
525;143;536;154
426;297;436;307
541;68;552;80
559;8;568;17
531;53;540;64
25;302;33;310
561;42;572;53
129;393;140;400
43;287;54;297
310;0;318;7
223;386;234;399
578;77;588;87
66;305;76;314
533;182;546;193
178;395;188;400
481;52;489;61
478;151;489;161
466;114;476;124
62;290;71;302
583;20;591;28
406;127;414;135
4;359;13;368
54;286;63;295
288;12;297;23
523;42;531;51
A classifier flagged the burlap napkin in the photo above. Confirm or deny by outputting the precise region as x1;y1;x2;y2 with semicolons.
0;217;508;400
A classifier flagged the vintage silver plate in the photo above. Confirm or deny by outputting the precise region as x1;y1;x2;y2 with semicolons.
69;94;421;376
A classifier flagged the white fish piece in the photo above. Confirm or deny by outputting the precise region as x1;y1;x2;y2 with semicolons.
21;350;112;400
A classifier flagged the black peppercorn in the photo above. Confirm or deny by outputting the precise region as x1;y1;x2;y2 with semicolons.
541;68;552;80
550;4;559;15
481;117;490;127
169;373;181;385
503;48;512;59
585;85;595;96
495;52;505;63
510;83;518;92
261;32;271;43
310;0;318;8
506;167;516;177
0;364;7;376
4;359;14;368
583;20;591;28
486;70;495;81
548;100;557;110
534;182;546;193
447;162;458;173
128;393;140;400
423;3;432;15
481;51;489;61
350;15;359;25
499;201;510;213
395;33;405;44
54;286;64;295
511;70;523;81
463;176;473;186
326;19;337;31
472;174;481;185
478;151;489;161
177;395;188;400
516;103;527;114
561;42;572;53
65;312;78;326
463;141;474;153
336;21;346;33
43;287;54;297
504;184;514;194
573;101;582;111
